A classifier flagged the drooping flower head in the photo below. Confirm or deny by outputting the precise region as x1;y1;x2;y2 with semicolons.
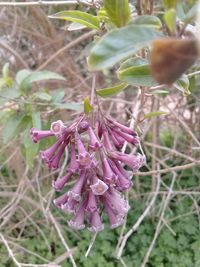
30;112;145;231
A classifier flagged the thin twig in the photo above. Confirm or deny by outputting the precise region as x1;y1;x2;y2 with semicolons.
144;141;196;162
0;233;22;267
141;172;176;267
136;161;200;176
0;1;77;7
90;73;96;106
0;41;29;68
117;171;161;259
37;30;96;70
48;212;77;267
85;232;98;257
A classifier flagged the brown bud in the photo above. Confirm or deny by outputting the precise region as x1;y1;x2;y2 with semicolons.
150;38;198;85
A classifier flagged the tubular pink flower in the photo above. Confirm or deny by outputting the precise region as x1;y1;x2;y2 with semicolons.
101;156;117;183
113;129;139;146
96;119;103;139
85;190;98;212
53;193;68;208
106;117;137;136
88;126;102;150
62;198;79;214
67;170;87;201
103;130;113;151
50;120;66;137
30;128;54;143
109;151;145;172
103;200;125;229
112;131;125;147
40;139;63;163
52;171;73;191
114;160;131;179
109;160;132;190
88;211;104;232
90;179;108;195
68;142;78;173
103;188;129;217
68;200;86;230
108;129;124;149
76;134;94;168
78;121;89;133
48;141;68;170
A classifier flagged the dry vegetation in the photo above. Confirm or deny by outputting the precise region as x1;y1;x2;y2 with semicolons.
0;1;200;267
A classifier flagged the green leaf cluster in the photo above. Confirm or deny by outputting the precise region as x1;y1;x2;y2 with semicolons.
0;65;82;167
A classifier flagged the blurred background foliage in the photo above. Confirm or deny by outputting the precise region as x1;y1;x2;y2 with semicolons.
0;0;200;267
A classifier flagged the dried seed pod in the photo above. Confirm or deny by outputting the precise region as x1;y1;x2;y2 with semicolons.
150;38;199;85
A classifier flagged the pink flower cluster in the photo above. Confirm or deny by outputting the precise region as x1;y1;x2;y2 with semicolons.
30;115;145;231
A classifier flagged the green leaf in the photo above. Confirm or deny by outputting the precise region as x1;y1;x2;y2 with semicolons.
54;102;83;111
188;76;195;93
117;58;157;86
144;111;168;119
84;97;93;114
1;63;13;87
19;70;65;92
2;63;10;79
0;78;5;89
16;69;31;85
32;111;41;130
163;0;177;9
88;25;163;70
96;83;128;97
174;74;190;96
49;11;99;29
68;22;87;31
132;15;162;29
2;113;25;143
151;89;169;95
98;7;109;21
51;90;65;103
104;0;131;27
23;128;39;167
183;3;199;25
34;92;52;101
1;86;21;99
164;9;176;33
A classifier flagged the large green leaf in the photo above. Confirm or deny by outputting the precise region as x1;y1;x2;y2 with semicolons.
183;3;199;25
131;15;162;29
88;25;162;70
19;70;65;92
96;83;128;97
23;128;39;167
16;69;31;85
1;86;20;99
68;22;87;31
32;111;41;130
49;11;99;29
117;58;157;87
104;0;131;27
2;113;27;143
